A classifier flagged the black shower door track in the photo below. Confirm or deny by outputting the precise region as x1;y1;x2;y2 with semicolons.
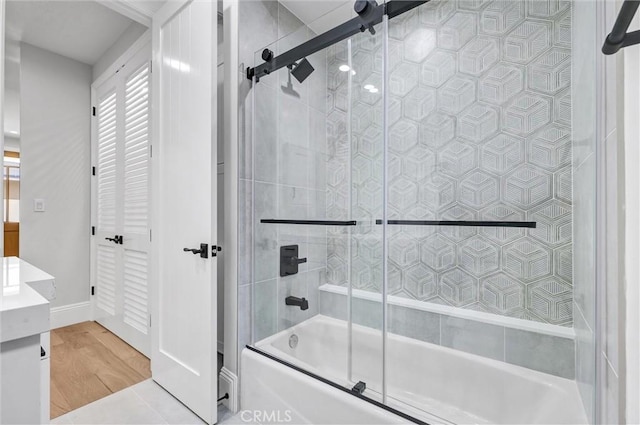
245;345;428;424
246;0;430;81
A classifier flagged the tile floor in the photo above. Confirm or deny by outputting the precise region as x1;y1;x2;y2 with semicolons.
51;379;248;425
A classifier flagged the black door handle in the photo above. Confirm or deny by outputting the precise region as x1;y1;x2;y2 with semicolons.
183;243;209;258
105;235;123;244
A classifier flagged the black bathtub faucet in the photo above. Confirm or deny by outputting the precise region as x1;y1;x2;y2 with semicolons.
285;296;309;311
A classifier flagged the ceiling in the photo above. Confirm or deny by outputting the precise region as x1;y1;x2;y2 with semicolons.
280;0;353;34
5;1;143;65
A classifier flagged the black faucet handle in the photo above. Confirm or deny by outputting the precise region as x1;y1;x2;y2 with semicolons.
280;245;307;277
291;256;307;265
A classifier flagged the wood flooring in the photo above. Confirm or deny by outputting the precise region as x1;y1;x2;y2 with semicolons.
50;321;151;419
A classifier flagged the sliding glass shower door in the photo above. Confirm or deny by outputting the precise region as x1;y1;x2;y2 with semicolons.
342;14;386;399
248;4;392;407
247;1;597;423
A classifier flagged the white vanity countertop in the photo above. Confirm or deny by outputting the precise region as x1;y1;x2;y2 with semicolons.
1;257;55;343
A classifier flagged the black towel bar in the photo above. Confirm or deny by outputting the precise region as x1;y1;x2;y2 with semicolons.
374;220;536;228
260;219;357;226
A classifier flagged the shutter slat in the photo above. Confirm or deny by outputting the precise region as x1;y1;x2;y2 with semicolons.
96;245;116;315
124;64;150;236
123;249;148;334
97;89;118;232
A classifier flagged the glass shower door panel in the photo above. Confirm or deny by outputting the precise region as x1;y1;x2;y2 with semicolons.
382;5;448;420
382;1;594;424
249;21;355;392
345;22;385;401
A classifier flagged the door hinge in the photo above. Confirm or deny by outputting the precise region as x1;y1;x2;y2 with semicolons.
149;229;152;242
92;106;96;116
148;315;151;327
91;226;95;236
149;60;152;73
149;145;153;158
91;286;95;296
92;166;96;176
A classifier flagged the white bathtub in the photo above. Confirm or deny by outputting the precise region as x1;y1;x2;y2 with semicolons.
241;315;588;424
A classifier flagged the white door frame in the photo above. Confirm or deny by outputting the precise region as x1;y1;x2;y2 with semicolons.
219;0;240;413
94;0;241;410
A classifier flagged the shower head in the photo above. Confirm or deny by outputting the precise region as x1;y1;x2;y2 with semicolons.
289;58;314;84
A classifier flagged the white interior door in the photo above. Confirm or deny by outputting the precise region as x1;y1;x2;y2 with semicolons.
92;44;152;356
151;1;217;423
94;77;120;328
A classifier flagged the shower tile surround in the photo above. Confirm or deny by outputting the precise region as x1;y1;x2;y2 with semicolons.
325;0;575;327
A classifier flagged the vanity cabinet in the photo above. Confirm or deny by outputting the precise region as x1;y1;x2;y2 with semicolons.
1;257;55;424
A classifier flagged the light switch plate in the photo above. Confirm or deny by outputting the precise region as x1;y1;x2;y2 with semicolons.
34;199;45;212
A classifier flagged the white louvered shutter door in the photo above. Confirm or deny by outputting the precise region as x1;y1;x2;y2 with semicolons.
95;84;120;319
92;44;151;356
121;48;151;353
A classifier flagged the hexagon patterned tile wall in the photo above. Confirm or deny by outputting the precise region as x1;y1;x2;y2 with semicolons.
326;0;573;327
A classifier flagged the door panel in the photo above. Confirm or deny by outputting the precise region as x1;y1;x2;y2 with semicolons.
3;222;18;257
92;43;151;356
151;0;217;423
95;82;120;323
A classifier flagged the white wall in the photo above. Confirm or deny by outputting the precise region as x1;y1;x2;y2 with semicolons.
3;135;18;152
4;40;21;151
20;43;92;308
92;22;147;82
4;38;20;138
3;89;19;136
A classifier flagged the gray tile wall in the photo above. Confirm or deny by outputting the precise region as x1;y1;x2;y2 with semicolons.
325;0;575;327
319;288;575;379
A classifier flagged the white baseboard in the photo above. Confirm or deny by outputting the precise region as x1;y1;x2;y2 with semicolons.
219;367;239;413
50;301;92;329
